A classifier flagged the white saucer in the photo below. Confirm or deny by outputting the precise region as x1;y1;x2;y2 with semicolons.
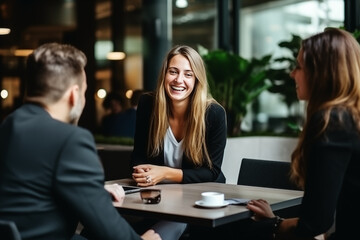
195;200;229;208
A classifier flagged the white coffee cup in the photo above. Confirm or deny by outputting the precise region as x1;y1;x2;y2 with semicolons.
201;192;224;206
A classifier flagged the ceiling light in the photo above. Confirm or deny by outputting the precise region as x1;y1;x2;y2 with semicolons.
106;51;126;60
14;49;33;57
176;0;188;8
0;28;11;35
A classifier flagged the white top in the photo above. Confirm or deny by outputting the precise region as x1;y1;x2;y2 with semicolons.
164;127;184;168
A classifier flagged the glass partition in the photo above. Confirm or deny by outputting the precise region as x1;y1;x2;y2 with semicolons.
239;0;344;133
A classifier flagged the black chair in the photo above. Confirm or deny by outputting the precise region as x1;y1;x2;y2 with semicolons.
237;158;300;190
0;220;21;240
237;158;301;218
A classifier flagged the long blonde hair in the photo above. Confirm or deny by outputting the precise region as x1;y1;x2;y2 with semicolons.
291;28;360;189
148;45;216;167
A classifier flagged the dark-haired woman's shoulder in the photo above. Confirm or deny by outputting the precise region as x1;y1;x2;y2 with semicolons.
311;107;359;139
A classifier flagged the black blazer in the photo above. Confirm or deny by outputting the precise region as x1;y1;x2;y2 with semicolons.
0;104;141;240
131;94;227;183
295;110;360;239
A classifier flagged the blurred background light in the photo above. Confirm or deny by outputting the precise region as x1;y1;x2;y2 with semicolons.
1;89;9;99
14;49;33;57
176;0;188;8
0;28;11;35
97;88;107;99
106;51;126;60
125;89;133;99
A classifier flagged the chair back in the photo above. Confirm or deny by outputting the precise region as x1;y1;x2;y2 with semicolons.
237;158;300;190
0;220;22;240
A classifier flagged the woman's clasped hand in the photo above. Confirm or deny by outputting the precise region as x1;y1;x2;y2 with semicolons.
132;164;170;186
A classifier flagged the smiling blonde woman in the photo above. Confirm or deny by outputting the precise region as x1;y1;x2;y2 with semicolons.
131;45;227;187
130;45;227;240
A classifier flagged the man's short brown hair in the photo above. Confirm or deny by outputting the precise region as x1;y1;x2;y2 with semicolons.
25;43;87;103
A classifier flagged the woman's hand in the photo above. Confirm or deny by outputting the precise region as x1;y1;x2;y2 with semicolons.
247;199;275;221
104;183;125;203
132;164;168;186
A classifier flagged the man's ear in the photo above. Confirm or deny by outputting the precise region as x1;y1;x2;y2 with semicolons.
68;84;80;107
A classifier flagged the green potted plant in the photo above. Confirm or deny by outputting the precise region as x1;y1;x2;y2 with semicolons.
266;34;301;109
201;48;272;136
265;34;302;134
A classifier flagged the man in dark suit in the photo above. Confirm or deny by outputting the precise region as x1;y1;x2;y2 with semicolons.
0;43;160;240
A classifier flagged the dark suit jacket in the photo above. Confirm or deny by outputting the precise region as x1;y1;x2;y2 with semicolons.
131;94;227;183
0;103;141;240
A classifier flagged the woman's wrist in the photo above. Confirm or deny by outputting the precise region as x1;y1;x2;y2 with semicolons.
272;215;284;239
165;167;183;183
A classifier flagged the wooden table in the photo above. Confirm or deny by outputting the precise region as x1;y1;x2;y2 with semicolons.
107;179;303;228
